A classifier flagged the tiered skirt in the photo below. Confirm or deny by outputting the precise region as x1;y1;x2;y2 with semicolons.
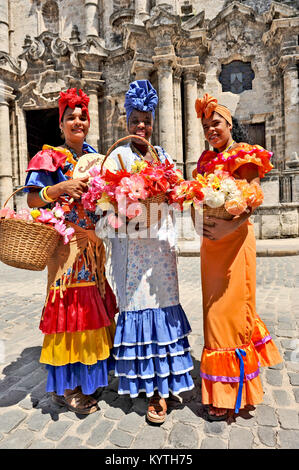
112;304;195;398
40;281;117;396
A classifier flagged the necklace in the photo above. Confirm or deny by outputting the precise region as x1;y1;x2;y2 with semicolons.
130;143;158;162
65;143;82;161
222;140;236;153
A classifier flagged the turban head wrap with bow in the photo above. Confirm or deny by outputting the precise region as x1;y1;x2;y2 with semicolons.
58;88;90;123
195;93;232;126
124;80;158;124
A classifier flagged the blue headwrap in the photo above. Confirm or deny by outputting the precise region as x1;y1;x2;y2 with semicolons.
124;80;158;124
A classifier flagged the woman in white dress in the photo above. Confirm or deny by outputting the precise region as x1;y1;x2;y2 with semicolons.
97;80;194;424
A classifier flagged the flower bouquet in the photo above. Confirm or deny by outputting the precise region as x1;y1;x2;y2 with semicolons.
195;170;264;224
169;170;264;224
81;136;183;229
0;189;75;271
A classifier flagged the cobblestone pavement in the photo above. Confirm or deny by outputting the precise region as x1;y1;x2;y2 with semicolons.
0;255;299;450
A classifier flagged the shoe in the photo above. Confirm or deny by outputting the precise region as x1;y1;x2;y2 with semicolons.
52;390;99;415
146;393;167;424
207;405;228;421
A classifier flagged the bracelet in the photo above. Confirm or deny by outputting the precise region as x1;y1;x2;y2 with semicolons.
38;188;49;203
43;186;56;203
38;186;56;203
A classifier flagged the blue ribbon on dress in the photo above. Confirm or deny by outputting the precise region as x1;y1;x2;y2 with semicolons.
235;348;246;413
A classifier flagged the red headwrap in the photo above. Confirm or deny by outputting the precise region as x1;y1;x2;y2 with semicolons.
58;88;90;123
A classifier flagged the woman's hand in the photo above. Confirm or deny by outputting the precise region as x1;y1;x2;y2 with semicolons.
53;176;89;200
203;211;251;241
27;176;89;208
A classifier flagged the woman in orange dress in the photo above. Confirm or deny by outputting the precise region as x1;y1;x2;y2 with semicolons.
193;94;282;420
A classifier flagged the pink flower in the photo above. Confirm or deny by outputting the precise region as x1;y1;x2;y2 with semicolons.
126;202;143;219
54;219;75;244
36;208;58;224
0;207;15;219
16;209;32;221
108;213;123;229
127;175;149;201
52;203;65;219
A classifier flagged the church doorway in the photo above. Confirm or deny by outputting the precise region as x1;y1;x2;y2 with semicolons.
25;108;63;161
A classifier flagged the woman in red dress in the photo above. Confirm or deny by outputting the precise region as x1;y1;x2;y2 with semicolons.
25;88;117;414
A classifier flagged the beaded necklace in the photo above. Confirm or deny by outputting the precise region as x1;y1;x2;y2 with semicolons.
221;139;236;154
130;143;158;163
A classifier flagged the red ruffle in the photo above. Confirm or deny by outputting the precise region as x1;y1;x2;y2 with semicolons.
40;281;118;334
26;148;67;172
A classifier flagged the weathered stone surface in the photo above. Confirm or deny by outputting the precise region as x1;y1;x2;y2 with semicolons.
228;428;254;449
168;423;199;449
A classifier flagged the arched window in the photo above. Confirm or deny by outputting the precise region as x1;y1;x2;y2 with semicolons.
42;0;59;34
219;61;255;94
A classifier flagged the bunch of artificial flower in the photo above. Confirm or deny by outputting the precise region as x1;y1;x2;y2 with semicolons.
81;160;183;227
0;202;74;244
196;170;264;215
168;169;264;216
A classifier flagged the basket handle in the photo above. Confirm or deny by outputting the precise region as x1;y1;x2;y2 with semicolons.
100;135;160;174
2;185;41;209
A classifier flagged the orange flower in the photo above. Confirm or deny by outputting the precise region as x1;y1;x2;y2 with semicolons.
195;94;218;119
244;181;264;209
224;198;247;216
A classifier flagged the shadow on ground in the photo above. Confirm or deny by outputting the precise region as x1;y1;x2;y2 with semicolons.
0;349;250;424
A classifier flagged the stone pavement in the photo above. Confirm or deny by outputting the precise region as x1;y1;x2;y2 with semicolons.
0;253;299;450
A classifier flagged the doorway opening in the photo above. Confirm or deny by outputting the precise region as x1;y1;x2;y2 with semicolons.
26;108;63;161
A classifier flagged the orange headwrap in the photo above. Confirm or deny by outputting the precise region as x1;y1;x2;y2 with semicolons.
195;93;232;126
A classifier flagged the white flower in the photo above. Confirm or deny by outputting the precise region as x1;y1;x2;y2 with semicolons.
202;187;226;208
220;179;238;195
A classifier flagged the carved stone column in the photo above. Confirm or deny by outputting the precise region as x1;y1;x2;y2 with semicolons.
0;82;14;208
135;0;150;24
153;47;176;159
83;72;104;150
131;59;152;80
0;0;9;53
282;62;299;162
85;0;99;37
183;66;204;179
173;67;183;172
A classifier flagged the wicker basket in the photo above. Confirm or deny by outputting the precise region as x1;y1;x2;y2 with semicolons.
202;204;233;226
102;135;166;228
0;186;60;271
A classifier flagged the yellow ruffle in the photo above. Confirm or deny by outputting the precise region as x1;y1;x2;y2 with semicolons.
40;322;116;366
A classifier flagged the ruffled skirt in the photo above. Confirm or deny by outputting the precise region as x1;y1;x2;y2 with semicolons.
40;281;117;395
112;304;195;398
200;223;283;411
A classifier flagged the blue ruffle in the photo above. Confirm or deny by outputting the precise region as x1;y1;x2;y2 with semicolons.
116;373;194;399
114;304;192;347
45;358;114;396
114;353;193;379
113;336;191;360
112;304;194;397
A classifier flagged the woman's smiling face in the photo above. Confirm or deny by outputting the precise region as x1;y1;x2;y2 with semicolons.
60;106;89;144
202;111;232;152
128;109;153;142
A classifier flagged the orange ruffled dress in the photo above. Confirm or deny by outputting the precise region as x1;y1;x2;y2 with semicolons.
195;143;283;411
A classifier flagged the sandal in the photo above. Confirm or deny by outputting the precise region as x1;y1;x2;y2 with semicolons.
207;405;228;422
147;393;167;424
52;390;99;415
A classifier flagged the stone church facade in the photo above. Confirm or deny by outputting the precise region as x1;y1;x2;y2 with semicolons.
0;0;298;238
